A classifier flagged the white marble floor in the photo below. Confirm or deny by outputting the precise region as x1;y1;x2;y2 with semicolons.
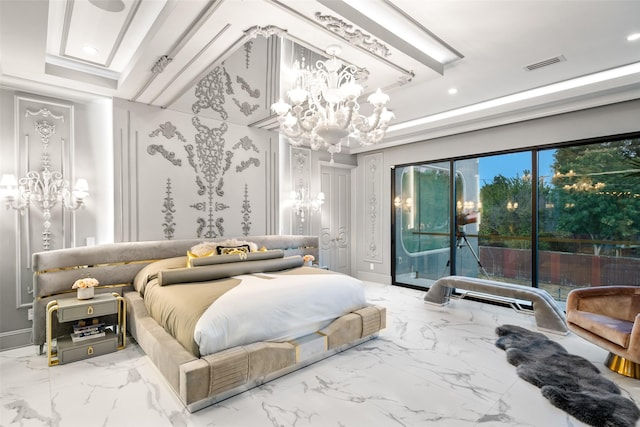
2;282;639;427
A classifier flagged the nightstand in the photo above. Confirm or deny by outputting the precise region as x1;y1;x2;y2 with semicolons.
46;292;126;366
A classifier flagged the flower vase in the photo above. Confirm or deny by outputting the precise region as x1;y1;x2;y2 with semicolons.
306;261;312;267
77;287;94;300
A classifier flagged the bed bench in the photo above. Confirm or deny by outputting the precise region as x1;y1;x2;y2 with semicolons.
424;275;567;334
32;235;386;412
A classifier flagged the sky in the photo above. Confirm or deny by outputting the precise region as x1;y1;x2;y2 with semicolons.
478;150;555;186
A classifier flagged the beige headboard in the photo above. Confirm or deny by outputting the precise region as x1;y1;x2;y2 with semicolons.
31;235;319;350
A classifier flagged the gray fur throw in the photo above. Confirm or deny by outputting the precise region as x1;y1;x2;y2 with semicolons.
495;324;640;427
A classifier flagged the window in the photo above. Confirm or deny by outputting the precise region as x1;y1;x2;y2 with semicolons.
392;135;640;301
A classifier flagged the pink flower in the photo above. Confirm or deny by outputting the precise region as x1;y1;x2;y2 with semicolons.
303;254;315;263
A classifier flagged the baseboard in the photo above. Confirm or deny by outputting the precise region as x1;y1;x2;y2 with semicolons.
356;271;391;284
0;328;32;351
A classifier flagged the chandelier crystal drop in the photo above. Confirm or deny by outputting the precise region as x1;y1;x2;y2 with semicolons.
272;46;394;161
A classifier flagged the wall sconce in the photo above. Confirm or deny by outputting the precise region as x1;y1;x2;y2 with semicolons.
1;170;89;250
290;187;324;222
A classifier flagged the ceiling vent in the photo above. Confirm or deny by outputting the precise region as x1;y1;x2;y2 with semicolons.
525;55;566;71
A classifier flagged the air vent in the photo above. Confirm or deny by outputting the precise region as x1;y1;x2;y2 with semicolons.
525;55;566;71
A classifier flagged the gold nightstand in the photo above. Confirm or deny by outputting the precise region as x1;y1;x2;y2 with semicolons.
46;292;126;366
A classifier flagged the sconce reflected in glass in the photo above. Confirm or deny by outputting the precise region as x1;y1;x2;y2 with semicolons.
290;187;324;222
393;196;413;210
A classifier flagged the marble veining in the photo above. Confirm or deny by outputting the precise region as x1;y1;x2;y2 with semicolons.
2;282;639;426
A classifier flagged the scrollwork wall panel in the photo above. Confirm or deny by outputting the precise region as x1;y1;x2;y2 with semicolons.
14;96;74;307
117;103;273;241
115;32;276;242
363;153;383;263
290;146;311;235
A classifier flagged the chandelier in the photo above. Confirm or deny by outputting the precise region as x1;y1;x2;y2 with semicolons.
272;46;394;161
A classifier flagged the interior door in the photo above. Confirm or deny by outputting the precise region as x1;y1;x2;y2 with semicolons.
319;165;351;274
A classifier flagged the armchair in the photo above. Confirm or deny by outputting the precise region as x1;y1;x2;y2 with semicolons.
566;286;640;378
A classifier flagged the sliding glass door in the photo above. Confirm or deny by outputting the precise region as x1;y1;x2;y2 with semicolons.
392;135;640;300
393;162;451;287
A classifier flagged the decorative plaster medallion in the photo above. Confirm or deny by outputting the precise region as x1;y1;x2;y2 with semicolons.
162;178;176;240
151;55;172;74
196;218;205;238
195;176;206;195
243;41;253;69
241;183;252;236
184;145;198;172
149;121;187;142
215;202;229;211
244;25;286;40
224;152;233;174
147;144;182;166
35;120;56;146
293;149;309;173
236;76;260;98
192;67;229;120
233;136;260;153
215;218;225;237
192;116;231;238
215;178;224;197
223;66;234;95
233;98;260;116
314;12;391;58
236;157;261;172
365;154;383;262
25;107;64;121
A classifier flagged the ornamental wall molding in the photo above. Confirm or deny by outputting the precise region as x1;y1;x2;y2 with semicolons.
151;55;173;74
314;12;390;58
364;153;383;262
244;25;287;40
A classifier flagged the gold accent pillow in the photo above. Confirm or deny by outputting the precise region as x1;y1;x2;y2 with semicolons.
187;239;258;267
216;244;251;255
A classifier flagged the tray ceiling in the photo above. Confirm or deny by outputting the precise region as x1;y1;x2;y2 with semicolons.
1;0;639;146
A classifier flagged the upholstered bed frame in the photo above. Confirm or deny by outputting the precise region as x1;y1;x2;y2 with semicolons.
32;235;386;412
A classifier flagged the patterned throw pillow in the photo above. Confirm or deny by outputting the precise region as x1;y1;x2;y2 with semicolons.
187;239;258;266
215;244;251;255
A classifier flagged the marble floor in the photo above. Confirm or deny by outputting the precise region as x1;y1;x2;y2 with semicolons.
2;281;639;427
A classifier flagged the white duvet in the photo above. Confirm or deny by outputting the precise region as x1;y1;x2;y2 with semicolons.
194;272;366;356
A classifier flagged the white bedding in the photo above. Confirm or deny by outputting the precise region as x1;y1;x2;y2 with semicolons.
194;272;366;356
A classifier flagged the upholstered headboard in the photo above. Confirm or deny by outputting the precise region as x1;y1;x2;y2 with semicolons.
31;235;319;350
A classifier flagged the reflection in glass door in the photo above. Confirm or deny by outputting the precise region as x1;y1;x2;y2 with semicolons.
393;152;533;288
392;136;639;299
393;162;451;288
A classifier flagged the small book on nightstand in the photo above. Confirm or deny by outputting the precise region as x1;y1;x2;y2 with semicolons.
70;319;106;342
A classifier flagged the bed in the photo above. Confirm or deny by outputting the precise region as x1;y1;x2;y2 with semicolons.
31;235;386;412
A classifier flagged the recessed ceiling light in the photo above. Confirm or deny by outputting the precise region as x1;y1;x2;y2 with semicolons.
628;33;640;42
388;62;640;133
448;88;458;95
83;45;98;55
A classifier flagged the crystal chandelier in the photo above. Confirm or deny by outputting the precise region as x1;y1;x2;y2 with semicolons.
272;46;394;162
290;187;325;222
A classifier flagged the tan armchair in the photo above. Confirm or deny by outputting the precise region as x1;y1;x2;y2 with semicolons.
566;286;640;378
